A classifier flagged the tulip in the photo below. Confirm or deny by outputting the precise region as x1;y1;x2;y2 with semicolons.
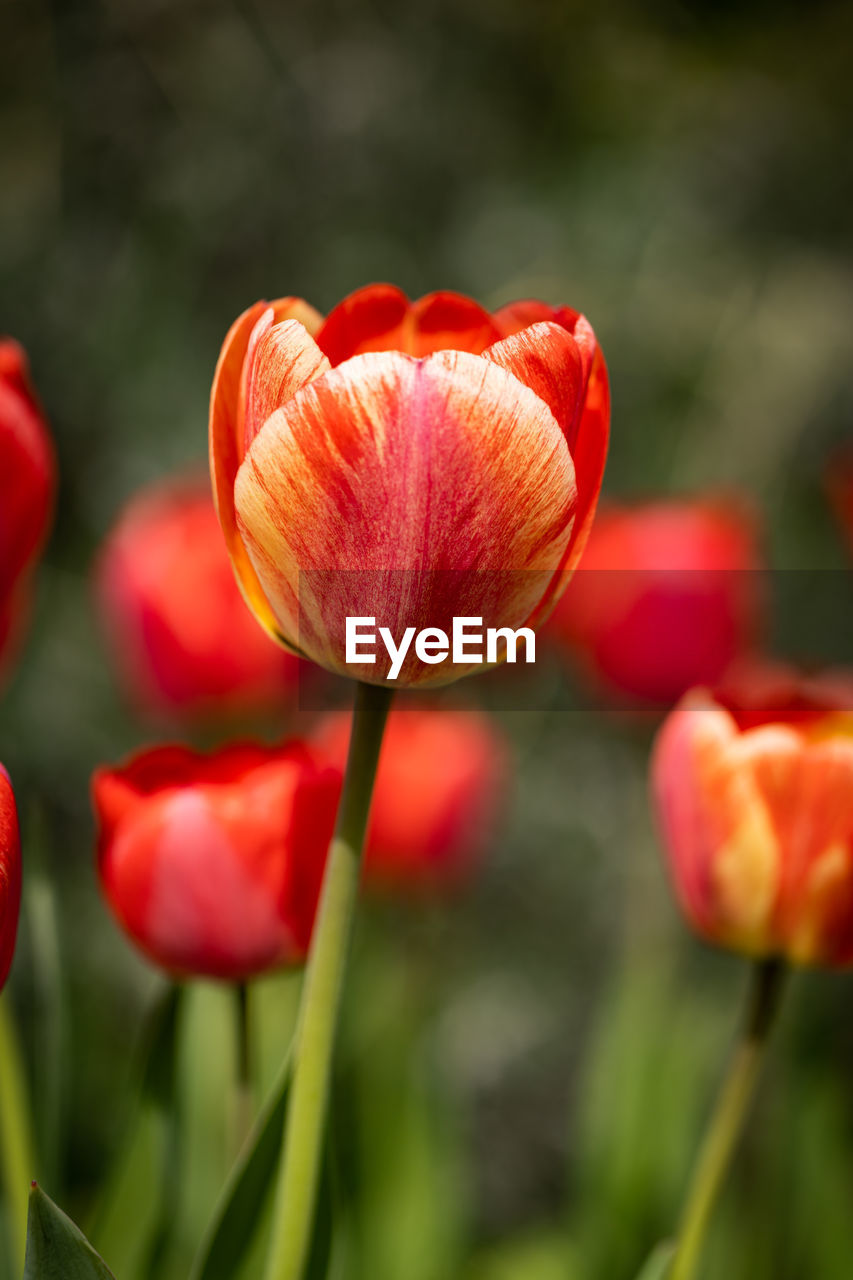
548;497;762;706
0;340;55;675
92;741;341;981
0;767;21;990
96;478;302;720
311;709;507;890
209;285;609;687
651;667;853;966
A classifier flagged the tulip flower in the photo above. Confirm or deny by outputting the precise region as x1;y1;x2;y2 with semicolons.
92;741;341;981
311;709;507;890
0;340;55;676
0;767;21;990
96;478;302;720
209;285;609;687
651;667;853;966
651;664;853;1280
210;285;607;1280
549;498;763;706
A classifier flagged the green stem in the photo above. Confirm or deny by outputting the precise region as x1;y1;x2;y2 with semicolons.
670;958;786;1280
233;982;252;1153
264;681;393;1280
0;993;35;1273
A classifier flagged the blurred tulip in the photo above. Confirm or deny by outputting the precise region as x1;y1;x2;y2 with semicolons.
0;340;55;676
0;766;22;989
548;498;763;706
92;741;340;980
96;478;302;721
209;285;609;686
310;709;508;890
651;666;853;966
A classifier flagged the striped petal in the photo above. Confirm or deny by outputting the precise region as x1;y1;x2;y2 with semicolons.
234;349;576;683
482;321;584;444
209;297;322;644
244;317;330;452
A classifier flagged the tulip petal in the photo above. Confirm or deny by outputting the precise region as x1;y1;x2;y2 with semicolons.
209;298;321;647
0;764;21;989
652;703;782;951
245;318;331;452
234;349;576;682
0;341;55;597
482;321;584;444
315;287;503;365
314;284;410;365
407;291;502;355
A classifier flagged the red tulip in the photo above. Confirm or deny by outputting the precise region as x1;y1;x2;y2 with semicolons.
651;666;853;966
96;478;302;720
0;766;22;989
92;741;340;980
310;709;508;890
0;340;55;674
209;285;608;686
548;498;762;706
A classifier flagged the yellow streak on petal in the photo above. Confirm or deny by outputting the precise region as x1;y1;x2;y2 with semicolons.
710;791;779;950
788;842;850;965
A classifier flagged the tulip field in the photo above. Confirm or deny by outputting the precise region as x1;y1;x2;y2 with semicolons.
2;3;853;1279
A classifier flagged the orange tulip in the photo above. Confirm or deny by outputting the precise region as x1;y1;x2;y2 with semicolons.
311;709;507;890
0;766;22;989
651;666;853;966
96;477;302;720
209;285;608;686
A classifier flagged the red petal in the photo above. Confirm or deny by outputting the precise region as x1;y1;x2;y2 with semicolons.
0;340;55;598
315;287;503;364
408;291;502;356
314;284;410;366
0;765;21;989
482;321;584;444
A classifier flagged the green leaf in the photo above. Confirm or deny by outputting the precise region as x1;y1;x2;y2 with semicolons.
634;1241;675;1280
190;1053;291;1280
24;1185;116;1279
191;1045;333;1280
87;987;182;1280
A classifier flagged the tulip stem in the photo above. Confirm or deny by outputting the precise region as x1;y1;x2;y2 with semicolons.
670;957;786;1280
0;994;35;1273
233;982;252;1151
264;680;393;1280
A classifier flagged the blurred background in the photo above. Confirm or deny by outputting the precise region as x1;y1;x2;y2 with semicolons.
2;0;853;1277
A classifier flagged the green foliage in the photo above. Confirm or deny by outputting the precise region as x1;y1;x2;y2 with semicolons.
87;988;181;1280
190;1053;291;1280
634;1242;675;1280
24;1186;115;1280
